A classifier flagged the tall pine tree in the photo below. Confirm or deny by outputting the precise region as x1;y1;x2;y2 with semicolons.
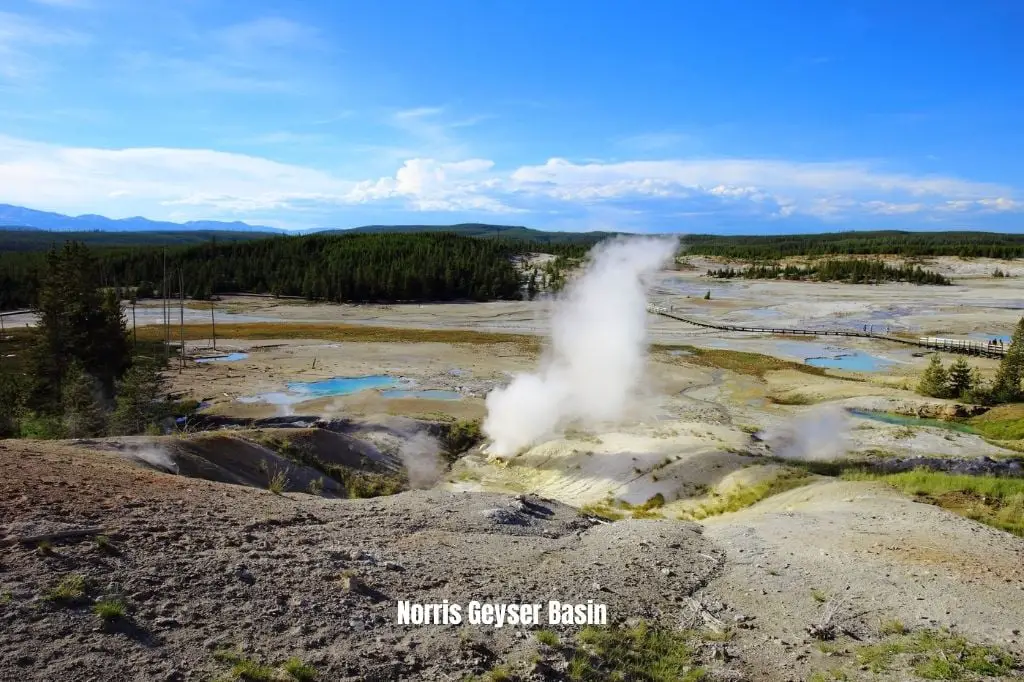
993;318;1024;402
917;354;950;398
28;242;131;412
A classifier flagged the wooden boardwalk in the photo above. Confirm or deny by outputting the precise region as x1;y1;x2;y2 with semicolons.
646;304;1007;358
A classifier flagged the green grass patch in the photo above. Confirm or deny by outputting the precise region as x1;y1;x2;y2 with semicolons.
969;404;1024;441
93;598;126;621
282;657;317;681
842;469;1024;537
571;622;705;682
854;629;1017;678
680;470;814;521
44;574;87;604
536;629;560;646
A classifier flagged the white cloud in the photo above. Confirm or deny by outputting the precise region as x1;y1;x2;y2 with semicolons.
0;135;1018;228
863;201;925;215
507;157;1018;219
0;135;354;219
977;197;1020;212
345;158;516;212
509;157;1005;199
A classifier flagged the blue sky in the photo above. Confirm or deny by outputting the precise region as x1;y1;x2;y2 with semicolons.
0;0;1022;232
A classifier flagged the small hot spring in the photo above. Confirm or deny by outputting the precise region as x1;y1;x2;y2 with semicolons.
805;351;895;373
846;408;977;434
239;375;463;405
195;352;249;363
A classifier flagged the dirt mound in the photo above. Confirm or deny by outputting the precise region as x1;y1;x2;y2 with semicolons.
61;427;408;499
0;441;722;681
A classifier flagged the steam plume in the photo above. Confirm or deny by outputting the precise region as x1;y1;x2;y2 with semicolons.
762;405;850;461
483;236;678;456
398;431;444;489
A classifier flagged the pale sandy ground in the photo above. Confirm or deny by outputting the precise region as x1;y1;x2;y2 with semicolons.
701;480;1024;680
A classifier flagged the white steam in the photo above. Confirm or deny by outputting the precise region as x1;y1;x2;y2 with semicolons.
483;236;678;456
122;446;179;473
397;431;445;489
762;405;851;461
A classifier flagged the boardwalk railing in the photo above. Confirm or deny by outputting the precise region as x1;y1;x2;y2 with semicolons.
646;304;1007;358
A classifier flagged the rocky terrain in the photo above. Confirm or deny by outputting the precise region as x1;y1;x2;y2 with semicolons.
2;428;1022;682
0;438;727;682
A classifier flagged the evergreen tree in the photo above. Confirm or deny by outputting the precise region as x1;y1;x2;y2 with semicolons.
947;357;974;399
110;357;167;435
27;242;131;411
993;318;1024;402
917;354;950;398
60;363;107;438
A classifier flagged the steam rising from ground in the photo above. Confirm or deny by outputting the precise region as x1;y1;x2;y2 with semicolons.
762;405;851;461
122;446;179;473
398;431;444;488
483;236;679;456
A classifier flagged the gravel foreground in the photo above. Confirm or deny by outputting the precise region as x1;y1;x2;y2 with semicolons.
0;440;722;681
3;439;1023;681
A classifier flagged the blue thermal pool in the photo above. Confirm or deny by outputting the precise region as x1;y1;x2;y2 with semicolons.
380;389;463;401
238;375;400;405
805;351;895;372
237;376;464;405
195;352;249;363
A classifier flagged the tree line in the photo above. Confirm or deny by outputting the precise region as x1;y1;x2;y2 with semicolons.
685;231;1024;260
706;259;951;285
0;232;592;310
1;242;172;438
918;318;1024;405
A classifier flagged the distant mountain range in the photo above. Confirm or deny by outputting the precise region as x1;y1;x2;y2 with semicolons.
0;204;285;234
0;204;619;246
339;223;619;244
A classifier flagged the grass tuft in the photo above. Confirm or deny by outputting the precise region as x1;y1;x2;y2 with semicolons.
283;657;317;681
45;574;87;604
571;622;706;682
94;534;118;554
267;467;290;494
879;618;907;636
229;658;276;682
843;469;1024;537
854;628;1017;678
93;598;126;621
535;629;560;646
